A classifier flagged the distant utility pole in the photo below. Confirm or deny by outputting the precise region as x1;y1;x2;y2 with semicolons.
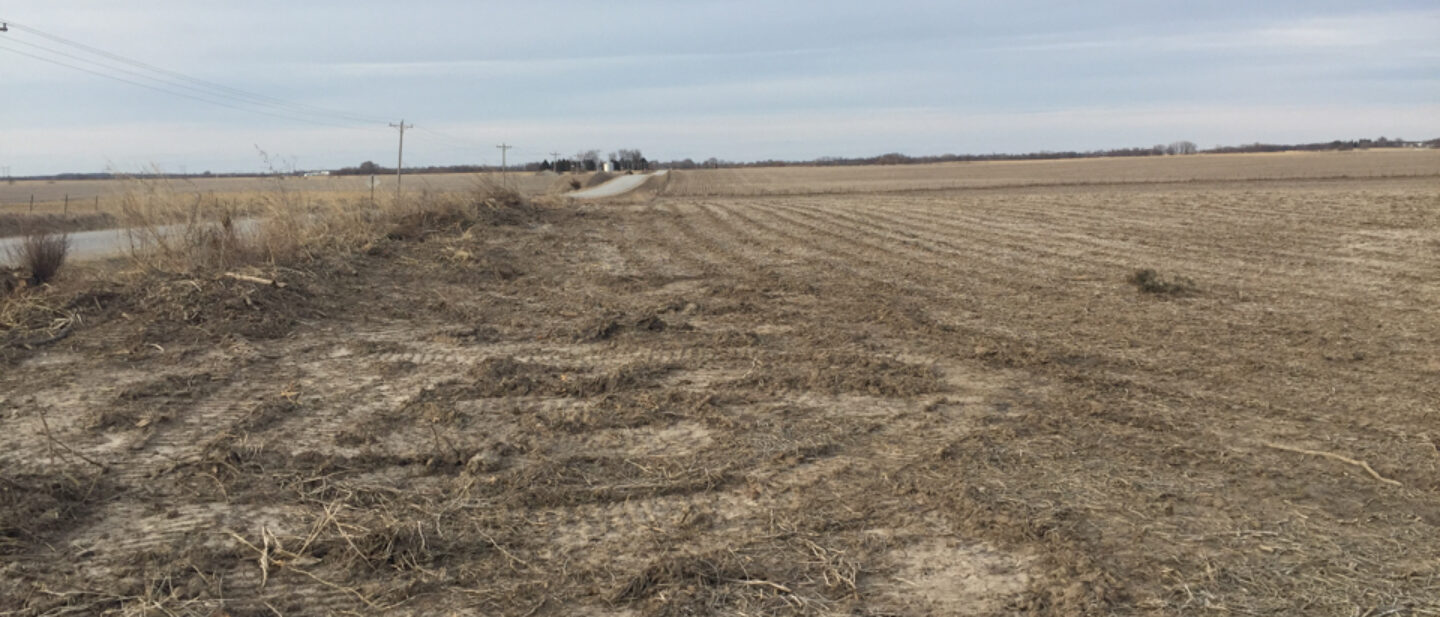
389;119;412;203
496;143;513;187
549;151;562;167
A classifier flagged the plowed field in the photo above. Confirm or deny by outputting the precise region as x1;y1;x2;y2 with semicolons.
3;157;1439;616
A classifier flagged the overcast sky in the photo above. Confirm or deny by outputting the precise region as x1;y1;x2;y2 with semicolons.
2;1;1438;175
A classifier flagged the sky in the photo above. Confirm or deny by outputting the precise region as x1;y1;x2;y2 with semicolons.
2;1;1438;175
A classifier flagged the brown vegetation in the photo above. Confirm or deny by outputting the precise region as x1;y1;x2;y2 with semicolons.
1127;268;1197;296
7;231;69;287
2;155;1439;615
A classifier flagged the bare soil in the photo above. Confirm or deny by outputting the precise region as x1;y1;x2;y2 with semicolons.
2;173;1439;616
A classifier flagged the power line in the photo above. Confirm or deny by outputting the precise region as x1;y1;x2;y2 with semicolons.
1;37;376;128
0;44;378;130
412;127;494;152
0;18;391;126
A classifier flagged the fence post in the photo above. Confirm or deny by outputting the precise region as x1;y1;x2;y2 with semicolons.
29;194;34;213
64;194;69;215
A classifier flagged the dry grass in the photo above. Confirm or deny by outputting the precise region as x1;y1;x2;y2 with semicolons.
110;174;542;273
0;170;578;220
5;231;69;287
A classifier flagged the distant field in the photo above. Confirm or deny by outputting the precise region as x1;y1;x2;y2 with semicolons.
6;150;1436;213
658;150;1440;197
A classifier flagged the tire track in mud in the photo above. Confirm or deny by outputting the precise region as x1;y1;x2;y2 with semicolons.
894;190;1346;264
852;196;1414;305
895;192;1434;293
665;201;1244;611
675;198;1440;610
849;197;1288;285
713;201;1345;443
774;199;1100;288
378;204;1040;614
654;200;775;278
693;201;956;335
958;196;1397;285
948;194;1440;305
725;202;1216;404
753;199;1440;464
603;204;1047;593
711;201;1019;326
608;205;690;281
702;194;1434;432
96;369;285;485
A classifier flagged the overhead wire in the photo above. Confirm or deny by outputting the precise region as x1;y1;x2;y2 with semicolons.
0;18;391;129
0;18;557;167
0;44;382;130
406;128;496;166
0;39;375;130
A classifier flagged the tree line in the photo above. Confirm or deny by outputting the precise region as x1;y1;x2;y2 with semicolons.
651;136;1434;170
13;136;1435;181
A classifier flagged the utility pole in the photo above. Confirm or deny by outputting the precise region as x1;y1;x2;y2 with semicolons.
549;151;561;171
496;143;513;187
389;119;412;203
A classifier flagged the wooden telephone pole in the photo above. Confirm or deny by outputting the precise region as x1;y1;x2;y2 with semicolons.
496;143;513;187
389;119;412;202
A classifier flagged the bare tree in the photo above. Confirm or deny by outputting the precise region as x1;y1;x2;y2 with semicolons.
576;150;601;172
1168;141;1198;155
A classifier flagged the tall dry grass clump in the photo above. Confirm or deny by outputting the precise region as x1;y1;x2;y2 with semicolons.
116;174;251;271
6;231;70;287
115;172;384;272
112;170;535;273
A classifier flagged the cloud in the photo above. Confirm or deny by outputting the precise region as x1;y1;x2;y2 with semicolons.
4;3;1438;174
986;8;1440;55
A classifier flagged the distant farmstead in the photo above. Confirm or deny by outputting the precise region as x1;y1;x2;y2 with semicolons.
303;170;331;177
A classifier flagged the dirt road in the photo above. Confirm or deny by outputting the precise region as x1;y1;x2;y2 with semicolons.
568;170;666;199
3;177;1438;615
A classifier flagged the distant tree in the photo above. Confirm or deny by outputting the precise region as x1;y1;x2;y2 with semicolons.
1167;141;1198;155
623;149;646;170
357;160;381;174
577;150;601;172
704;157;720;169
539;159;553;171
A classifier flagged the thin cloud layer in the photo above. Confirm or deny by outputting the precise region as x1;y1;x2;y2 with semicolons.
1;1;1437;174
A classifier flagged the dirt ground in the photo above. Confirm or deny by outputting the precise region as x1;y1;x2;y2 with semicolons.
2;166;1440;615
